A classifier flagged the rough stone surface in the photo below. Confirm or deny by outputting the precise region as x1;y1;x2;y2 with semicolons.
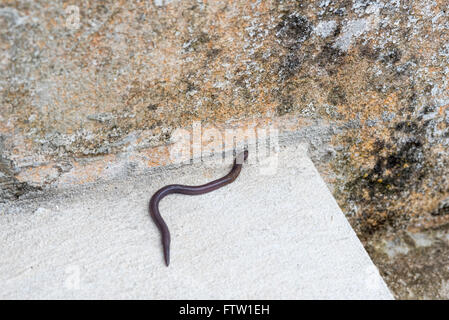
366;225;449;299
0;144;392;299
1;0;448;298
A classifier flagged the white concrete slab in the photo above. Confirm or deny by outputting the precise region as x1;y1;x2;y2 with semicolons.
0;143;393;299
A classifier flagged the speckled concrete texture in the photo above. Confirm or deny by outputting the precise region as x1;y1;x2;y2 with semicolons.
0;144;392;299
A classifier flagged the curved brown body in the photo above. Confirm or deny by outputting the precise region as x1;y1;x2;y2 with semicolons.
149;151;248;266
